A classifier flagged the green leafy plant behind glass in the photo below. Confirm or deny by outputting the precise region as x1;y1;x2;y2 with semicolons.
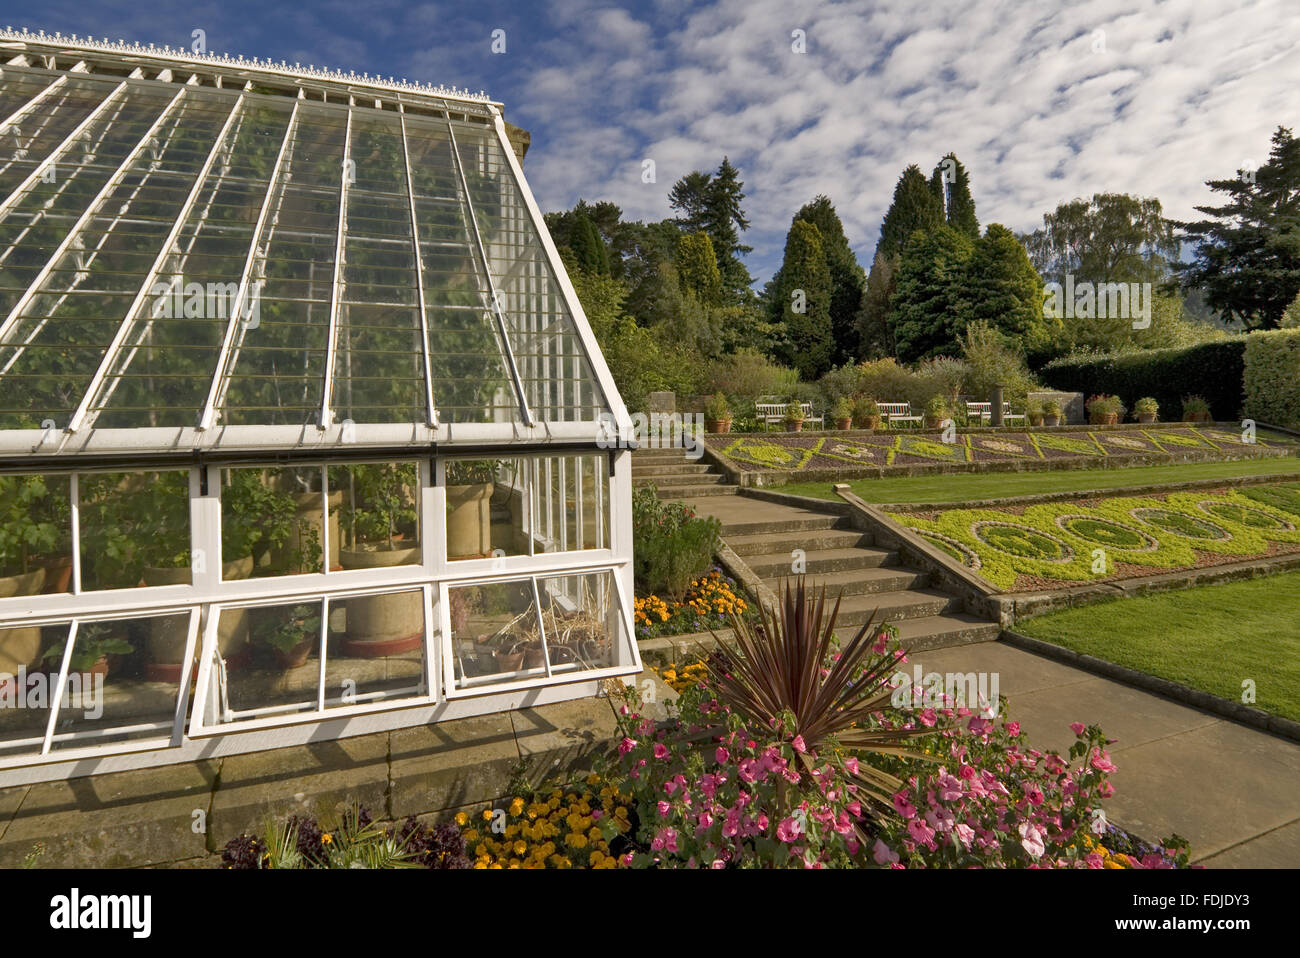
0;476;60;577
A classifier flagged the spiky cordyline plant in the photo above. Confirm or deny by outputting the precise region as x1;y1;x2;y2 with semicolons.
706;577;935;819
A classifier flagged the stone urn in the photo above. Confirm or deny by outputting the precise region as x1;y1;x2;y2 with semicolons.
446;482;493;559
338;542;425;657
0;568;46;673
142;556;254;681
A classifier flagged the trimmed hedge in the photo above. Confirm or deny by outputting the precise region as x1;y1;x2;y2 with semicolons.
1040;341;1246;421
1244;328;1300;430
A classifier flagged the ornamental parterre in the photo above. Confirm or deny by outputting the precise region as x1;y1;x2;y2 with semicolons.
890;482;1300;590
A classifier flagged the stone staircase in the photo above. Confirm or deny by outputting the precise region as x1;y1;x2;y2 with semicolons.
631;448;998;652
631;446;736;497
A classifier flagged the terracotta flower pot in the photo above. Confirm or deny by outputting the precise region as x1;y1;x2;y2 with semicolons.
274;638;314;670
705;419;732;434
338;542;425;657
1029;414;1044;427
834;417;852;430
493;649;524;672
1043;415;1061;427
1184;412;1211;423
924;416;945;429
784;420;803;433
1137;413;1156;423
1091;413;1118;426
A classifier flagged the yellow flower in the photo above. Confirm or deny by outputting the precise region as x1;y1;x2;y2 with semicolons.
509;797;525;817
454;812;469;827
513;840;528;856
482;808;494;821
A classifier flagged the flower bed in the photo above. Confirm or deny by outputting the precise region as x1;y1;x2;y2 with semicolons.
892;482;1300;590
710;426;1295;474
634;568;750;639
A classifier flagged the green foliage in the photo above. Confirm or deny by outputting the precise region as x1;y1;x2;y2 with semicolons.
339;463;419;549
252;603;321;655
675;231;722;306
1086;394;1126;421
770;220;834;379
1040;340;1247;423
832;396;853;420
913;356;968;405
855;249;898;360
0;476;60;577
569;212;610;275
1133;396;1160;418
787;195;865;365
704;392;731;421
669;158;754;301
783;400;805;422
889;225;975;362
632;488;721;602
930;153;980;238
852;396;881;424
877;164;943;261
961;321;1036;406
221;470;296;562
854;357;917;406
42;623;133;672
1023;192;1178;289
1174;127;1300;330
962;224;1054;353
1243;328;1300;429
1283;290;1300;329
924;394;950;418
704;349;797;402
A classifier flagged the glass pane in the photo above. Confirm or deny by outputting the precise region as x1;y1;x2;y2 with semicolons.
446;458;526;560
218;600;323;722
449;579;541;689
330;462;421;570
49;613;188;752
533;454;609;556
324;587;426;707
0;474;72;596
219;466;325;578
0;622;66;758
78;470;191;591
536;571;622;674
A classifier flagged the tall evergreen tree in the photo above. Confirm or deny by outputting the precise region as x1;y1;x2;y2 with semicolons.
961;224;1054;355
568;212;610;276
772;220;834;379
856;250;897;359
785;195;865;364
703;157;754;300
929;153;979;239
1174;126;1300;330
668;170;713;234
877;164;944;261
888;225;975;362
675;231;722;306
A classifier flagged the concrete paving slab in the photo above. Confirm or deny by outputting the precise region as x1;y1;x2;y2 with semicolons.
0;784;27;843
389;713;518;819
511;694;619;786
916;640;1103;698
0;761;217;868
1196;818;1300;868
210;731;390;846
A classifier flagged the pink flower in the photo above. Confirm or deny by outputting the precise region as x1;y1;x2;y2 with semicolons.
1090;749;1117;773
907;818;935;846
715;746;729;764
1004;721;1020;737
776;817;804;842
1024;784;1044;806
844;756;859;775
954;823;975;848
1070;722;1087;736
737;758;760;783
653;743;670;760
873;839;899;865
791;735;807;753
893;793;917;819
1098;780;1115;798
656;800;671;817
617;737;637;755
1018;822;1045;859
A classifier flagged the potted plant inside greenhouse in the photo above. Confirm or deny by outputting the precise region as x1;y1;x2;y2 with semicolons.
704;392;732;434
1042;399;1063;426
338;463;424;657
832;396;853;430
251;604;321;670
41;623;134;678
783;401;805;432
1134;397;1160;423
0;476;66;675
446;460;496;559
852;396;882;430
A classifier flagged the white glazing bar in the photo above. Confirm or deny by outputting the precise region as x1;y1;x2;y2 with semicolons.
0;86;187;350
0;73;67;134
200;98;301;430
40;621;78;755
69;94;247;433
444;117;532;426
0;80;127;222
398;107;437;428
318;104;354;430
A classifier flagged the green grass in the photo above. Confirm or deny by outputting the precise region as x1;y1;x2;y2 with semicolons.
1016;571;1300;722
777;457;1300;504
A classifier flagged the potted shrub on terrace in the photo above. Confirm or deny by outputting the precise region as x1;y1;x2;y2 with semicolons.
445;460;496;559
41;623;133;678
1086;394;1125;426
1134;397;1159;424
923;395;949;429
852;396;882;430
782;401;805;432
339;463;424;658
1042;399;1062;427
831;397;853;430
704;393;732;434
1182;395;1212;423
1026;400;1045;427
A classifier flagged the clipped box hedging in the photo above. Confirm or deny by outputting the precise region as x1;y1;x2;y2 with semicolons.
1040;341;1246;421
1244;328;1300;430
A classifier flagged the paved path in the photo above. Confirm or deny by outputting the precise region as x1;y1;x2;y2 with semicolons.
918;641;1300;867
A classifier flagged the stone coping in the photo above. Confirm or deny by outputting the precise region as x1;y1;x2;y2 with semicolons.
0;675;677;869
1001;630;1300;745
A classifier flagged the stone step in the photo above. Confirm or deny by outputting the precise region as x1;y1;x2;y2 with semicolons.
634;472;727;488
631;448;694;461
726;528;870;556
746;546;896;577
631;462;715;477
764;566;930;597
649;483;738;499
892;613;1001;652
828;589;962;625
717;513;851;537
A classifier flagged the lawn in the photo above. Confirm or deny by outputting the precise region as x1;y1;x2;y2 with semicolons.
777;457;1300;503
1015;571;1300;722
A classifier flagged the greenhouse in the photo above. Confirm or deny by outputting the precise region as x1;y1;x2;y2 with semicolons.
0;29;638;786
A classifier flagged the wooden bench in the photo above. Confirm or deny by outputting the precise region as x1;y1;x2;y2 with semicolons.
756;399;822;430
878;402;922;426
966;401;1026;425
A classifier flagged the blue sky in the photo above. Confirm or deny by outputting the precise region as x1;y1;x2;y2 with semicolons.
4;0;1298;285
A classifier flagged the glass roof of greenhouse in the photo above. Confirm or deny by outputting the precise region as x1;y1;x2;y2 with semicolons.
0;31;621;457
